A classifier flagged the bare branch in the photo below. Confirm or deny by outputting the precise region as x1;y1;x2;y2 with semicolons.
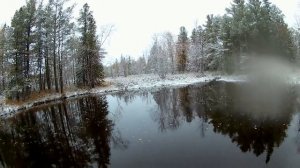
99;24;115;48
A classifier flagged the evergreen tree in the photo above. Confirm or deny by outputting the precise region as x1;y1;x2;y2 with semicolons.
44;0;74;93
224;0;248;72
7;0;36;100
203;15;224;71
77;3;103;88
56;0;74;93
0;25;13;94
34;2;47;91
113;59;120;77
136;56;147;74
120;55;128;77
190;25;205;72
291;28;300;64
222;0;295;73
42;1;53;91
176;26;189;72
148;37;159;74
0;25;7;92
65;31;80;85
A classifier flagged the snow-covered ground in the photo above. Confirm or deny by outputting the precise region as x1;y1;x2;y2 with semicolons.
106;73;217;90
0;72;293;118
0;73;229;118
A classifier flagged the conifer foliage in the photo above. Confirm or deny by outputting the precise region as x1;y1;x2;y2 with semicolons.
0;1;107;100
106;0;297;77
176;26;189;73
76;3;103;88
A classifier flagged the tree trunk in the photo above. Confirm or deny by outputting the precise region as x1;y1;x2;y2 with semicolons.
53;7;59;92
59;33;64;94
45;32;51;90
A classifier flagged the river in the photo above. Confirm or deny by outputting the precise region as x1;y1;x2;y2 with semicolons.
0;81;300;167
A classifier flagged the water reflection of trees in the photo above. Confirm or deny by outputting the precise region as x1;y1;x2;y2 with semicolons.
0;95;125;167
151;82;296;163
151;85;210;131
112;91;152;105
152;88;181;131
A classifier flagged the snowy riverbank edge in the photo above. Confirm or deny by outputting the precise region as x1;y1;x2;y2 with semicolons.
0;72;278;118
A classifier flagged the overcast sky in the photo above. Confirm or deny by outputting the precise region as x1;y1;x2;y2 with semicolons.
0;0;299;65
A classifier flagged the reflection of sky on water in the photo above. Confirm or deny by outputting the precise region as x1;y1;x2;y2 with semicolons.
1;82;300;168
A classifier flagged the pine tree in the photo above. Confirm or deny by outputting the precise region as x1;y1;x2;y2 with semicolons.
56;0;74;93
0;25;7;92
65;32;80;85
0;25;6;92
34;2;47;91
77;3;103;88
43;0;74;93
43;1;55;91
7;0;36;100
0;25;13;94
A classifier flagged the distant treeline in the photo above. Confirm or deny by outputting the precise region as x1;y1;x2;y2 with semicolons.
105;0;299;78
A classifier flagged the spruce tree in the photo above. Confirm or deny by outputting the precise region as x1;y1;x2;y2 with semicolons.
77;3;103;88
203;15;224;71
176;26;189;73
221;0;295;73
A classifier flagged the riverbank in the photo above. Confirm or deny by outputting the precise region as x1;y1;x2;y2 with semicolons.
0;72;251;118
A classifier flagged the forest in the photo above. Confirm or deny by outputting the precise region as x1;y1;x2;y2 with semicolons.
0;0;299;101
0;0;107;101
105;0;298;79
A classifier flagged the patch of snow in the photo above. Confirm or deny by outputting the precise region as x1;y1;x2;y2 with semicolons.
105;73;217;91
7;72;297;118
0;73;220;118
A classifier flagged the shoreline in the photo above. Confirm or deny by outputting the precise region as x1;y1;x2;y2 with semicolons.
0;72;270;118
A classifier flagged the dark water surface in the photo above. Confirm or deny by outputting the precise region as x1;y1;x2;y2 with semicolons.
0;82;300;168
